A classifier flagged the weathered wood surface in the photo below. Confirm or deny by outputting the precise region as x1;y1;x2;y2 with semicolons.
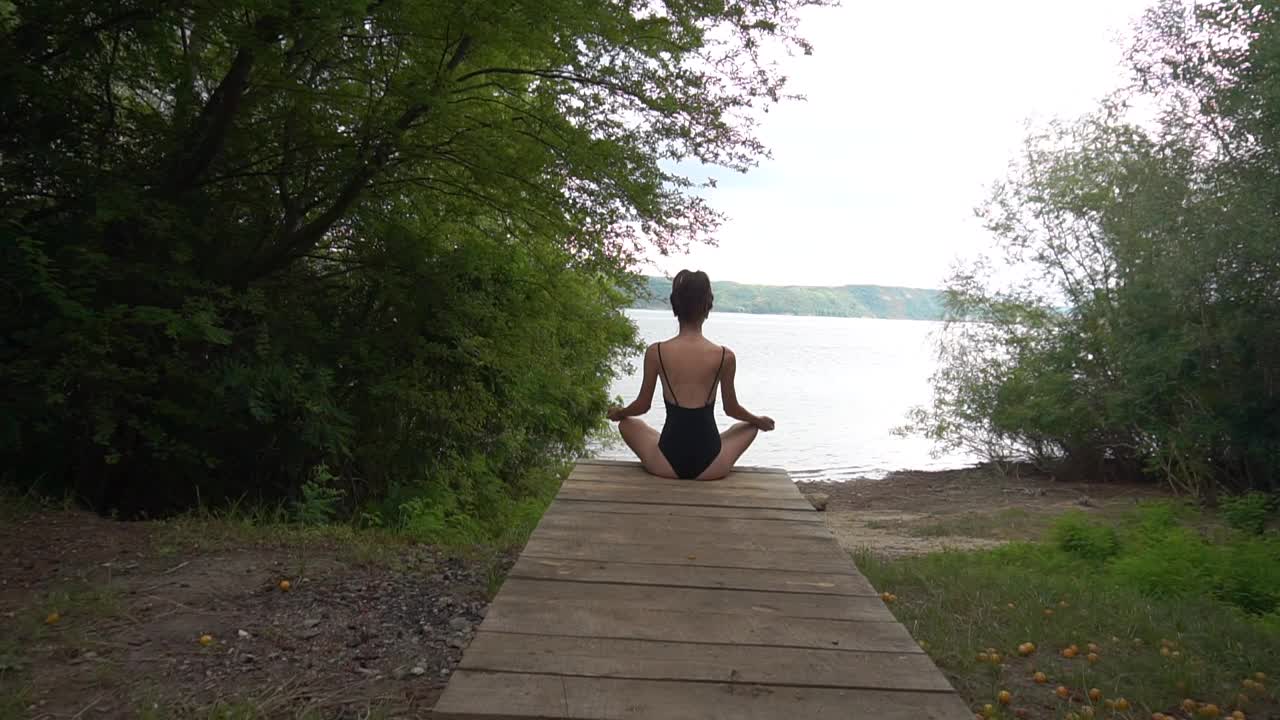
433;460;970;719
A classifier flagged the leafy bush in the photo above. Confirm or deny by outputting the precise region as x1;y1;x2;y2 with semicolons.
1207;535;1280;616
1108;526;1211;600
1050;511;1120;563
290;465;345;526
1220;492;1274;536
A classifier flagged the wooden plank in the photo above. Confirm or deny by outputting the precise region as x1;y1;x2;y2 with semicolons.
490;579;893;622
547;499;822;523
482;601;917;652
568;469;797;491
529;520;839;556
434;459;969;718
556;484;815;510
577;458;789;475
522;536;856;574
458;633;950;691
561;478;803;499
536;510;834;540
508;556;879;596
433;672;973;719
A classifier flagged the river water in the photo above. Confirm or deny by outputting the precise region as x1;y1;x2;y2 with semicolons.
592;309;977;481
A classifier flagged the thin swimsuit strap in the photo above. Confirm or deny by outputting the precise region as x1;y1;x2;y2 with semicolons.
656;342;679;406
705;347;726;405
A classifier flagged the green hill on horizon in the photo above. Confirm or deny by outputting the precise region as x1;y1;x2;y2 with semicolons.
632;276;947;321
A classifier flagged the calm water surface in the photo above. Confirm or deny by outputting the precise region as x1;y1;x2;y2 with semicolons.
592;309;977;481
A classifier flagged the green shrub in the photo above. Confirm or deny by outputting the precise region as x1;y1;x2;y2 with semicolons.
1207;535;1280;616
1107;525;1210;599
1050;511;1120;562
1220;492;1274;535
290;465;345;526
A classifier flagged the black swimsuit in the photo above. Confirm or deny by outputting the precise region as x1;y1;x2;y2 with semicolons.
656;344;726;480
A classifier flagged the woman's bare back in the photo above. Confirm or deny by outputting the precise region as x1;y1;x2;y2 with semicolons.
656;335;725;407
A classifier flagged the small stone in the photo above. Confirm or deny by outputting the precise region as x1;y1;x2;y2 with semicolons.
808;493;829;511
448;617;471;632
303;618;321;628
83;651;98;660
440;668;451;677
237;630;251;639
411;666;426;676
448;637;467;649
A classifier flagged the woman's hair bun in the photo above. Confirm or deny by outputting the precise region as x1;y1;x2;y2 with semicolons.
670;270;713;323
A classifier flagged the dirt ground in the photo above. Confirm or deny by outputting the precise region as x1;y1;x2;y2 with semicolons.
0;511;509;719
796;464;1173;557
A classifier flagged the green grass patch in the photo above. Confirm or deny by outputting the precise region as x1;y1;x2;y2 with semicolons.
857;502;1280;719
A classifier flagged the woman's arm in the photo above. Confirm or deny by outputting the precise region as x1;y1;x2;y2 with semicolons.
607;343;659;421
719;349;774;431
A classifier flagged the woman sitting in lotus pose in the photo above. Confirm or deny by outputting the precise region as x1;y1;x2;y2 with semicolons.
607;270;774;480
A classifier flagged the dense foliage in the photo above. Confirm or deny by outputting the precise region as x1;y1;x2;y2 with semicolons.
634;275;946;319
907;0;1280;496
0;0;822;524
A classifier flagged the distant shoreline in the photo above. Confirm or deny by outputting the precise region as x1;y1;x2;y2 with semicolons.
631;275;947;321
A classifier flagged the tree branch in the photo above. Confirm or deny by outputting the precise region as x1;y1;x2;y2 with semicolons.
165;16;285;193
248;34;474;281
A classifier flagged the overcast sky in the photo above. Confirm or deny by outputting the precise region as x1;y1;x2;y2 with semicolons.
644;0;1157;289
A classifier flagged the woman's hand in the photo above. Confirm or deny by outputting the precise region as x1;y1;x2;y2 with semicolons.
607;407;627;422
754;416;775;432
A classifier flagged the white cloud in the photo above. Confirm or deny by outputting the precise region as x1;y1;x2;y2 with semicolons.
646;0;1155;288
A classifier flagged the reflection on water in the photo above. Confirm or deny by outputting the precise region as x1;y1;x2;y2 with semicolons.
592;309;977;481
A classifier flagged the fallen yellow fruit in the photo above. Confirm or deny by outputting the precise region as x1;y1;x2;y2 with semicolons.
997;690;1012;705
199;634;214;646
1115;698;1130;711
278;579;291;592
1032;671;1047;684
1088;688;1102;702
1055;685;1070;699
1087;652;1099;664
1199;704;1220;718
44;612;60;625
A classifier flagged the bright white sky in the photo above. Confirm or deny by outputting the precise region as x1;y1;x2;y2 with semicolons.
645;0;1156;288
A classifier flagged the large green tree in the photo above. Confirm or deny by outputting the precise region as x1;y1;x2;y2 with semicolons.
907;0;1280;496
0;0;822;521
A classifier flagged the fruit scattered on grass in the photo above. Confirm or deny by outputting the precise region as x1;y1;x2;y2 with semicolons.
199;634;214;646
1088;688;1102;702
278;579;291;592
1056;685;1070;699
44;612;60;625
997;690;1012;705
1032;671;1048;684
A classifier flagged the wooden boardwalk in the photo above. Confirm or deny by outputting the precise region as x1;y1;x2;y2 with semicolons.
433;460;970;719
